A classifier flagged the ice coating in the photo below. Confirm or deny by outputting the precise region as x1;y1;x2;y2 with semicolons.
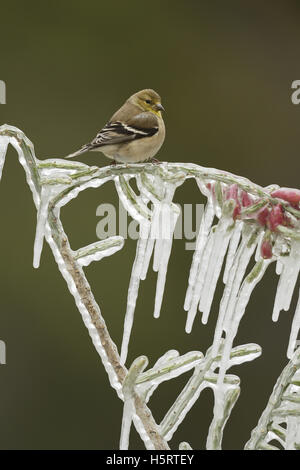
212;227;260;358
184;197;215;312
136;351;203;389
199;215;234;324
120;356;149;449
1;125;300;450
213;257;271;422
75;237;124;267
153;197;180;318
138;350;180;403
119;177;180;363
33;186;54;268
120;223;150;364
120;399;134;450
159;342;258;443
0;127;124;398
245;349;300;450
0;135;10;180
223;222;242;284
272;240;300;322
185;228;216;333
287;289;300;359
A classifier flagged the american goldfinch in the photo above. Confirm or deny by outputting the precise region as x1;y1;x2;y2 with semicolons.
66;89;165;164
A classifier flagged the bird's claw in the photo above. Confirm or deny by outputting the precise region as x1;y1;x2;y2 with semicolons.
150;158;162;165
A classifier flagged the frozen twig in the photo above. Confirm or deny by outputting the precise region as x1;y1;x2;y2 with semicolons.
120;356;148;450
1;124;300;450
0;125;169;451
245;347;300;450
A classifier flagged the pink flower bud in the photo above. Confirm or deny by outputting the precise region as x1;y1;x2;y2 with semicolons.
261;240;272;259
233;202;241;219
257;207;269;226
206;182;216;197
268;204;285;232
271;188;300;207
226;184;239;202
241;191;253;207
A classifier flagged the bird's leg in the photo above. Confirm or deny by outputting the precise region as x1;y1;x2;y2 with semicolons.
150;157;162;165
110;159;117;166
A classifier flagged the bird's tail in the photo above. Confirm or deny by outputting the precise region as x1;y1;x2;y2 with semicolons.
65;144;91;159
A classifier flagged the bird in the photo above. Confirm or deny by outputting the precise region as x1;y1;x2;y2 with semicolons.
66;89;165;164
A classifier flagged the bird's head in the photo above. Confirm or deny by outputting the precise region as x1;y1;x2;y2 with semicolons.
129;89;165;116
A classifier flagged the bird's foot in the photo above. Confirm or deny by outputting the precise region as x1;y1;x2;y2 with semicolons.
150;157;162;165
110;160;117;166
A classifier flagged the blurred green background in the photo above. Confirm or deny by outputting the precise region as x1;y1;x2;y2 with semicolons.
0;0;300;450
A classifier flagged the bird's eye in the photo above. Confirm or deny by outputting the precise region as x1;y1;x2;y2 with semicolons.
145;99;151;104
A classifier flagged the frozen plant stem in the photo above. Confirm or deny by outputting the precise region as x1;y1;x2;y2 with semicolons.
245;347;300;450
0;126;169;450
1;125;300;450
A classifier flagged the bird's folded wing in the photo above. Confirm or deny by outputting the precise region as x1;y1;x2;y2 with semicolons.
91;113;159;148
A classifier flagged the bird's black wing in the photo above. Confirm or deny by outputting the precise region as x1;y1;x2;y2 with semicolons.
91;113;159;148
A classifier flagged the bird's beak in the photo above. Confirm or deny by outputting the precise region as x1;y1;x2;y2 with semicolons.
155;103;165;112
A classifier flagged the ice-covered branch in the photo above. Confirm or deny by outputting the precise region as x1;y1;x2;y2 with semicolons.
120;356;148;450
74;237;124;266
0;125;169;450
245;347;300;450
159;342;261;444
1;124;300;450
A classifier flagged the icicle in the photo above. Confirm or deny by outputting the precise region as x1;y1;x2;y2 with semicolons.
135;180;178;319
136;173;165;282
140;201;161;281
115;175;154;364
213;258;271;423
185;229;215;333
223;222;242;284
186;186;230;329
120;356;148;450
120;399;134;450
276;259;283;275
223;248;265;334
228;260;271;341
272;240;300;322
115;175;151;223
120;223;150;365
33;185;54;268
154;201;179;318
140;231;156;281
212;227;260;357
254;230;264;262
184;197;215;311
153;202;165;273
0;136;9;180
136;172;164;204
199;215;234;324
287;289;300;359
